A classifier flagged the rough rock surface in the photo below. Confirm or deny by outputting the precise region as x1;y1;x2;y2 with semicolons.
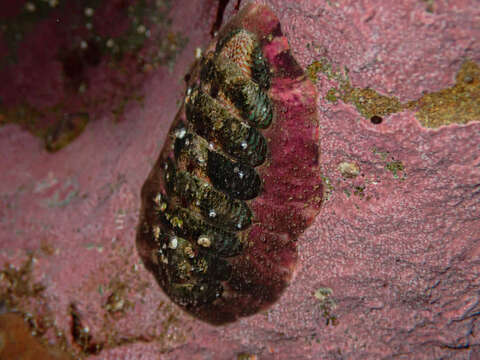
0;0;479;359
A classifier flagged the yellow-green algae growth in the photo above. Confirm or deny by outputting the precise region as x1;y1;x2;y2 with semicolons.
308;59;480;128
413;61;480;127
314;287;338;326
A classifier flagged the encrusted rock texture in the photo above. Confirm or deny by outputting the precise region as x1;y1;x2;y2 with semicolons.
0;0;479;359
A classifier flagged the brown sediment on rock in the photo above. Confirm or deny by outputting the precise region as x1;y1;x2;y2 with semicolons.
0;312;72;360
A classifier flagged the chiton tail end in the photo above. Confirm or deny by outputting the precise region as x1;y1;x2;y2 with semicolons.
136;3;322;325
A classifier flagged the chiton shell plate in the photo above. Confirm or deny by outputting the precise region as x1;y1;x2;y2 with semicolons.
136;3;323;325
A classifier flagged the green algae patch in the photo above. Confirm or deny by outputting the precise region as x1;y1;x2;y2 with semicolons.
421;0;436;13
385;160;405;179
307;58;338;83
321;175;334;202
411;61;480;127
311;58;480;128
372;147;407;180
325;88;340;104
45;113;89;152
308;58;403;119
314;288;338;326
342;85;403;120
0;105;89;153
306;60;325;83
0;104;43;137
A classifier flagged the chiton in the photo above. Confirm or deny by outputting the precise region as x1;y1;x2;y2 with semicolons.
136;3;323;325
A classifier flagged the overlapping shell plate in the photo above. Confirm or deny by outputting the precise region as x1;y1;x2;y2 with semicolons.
136;3;323;325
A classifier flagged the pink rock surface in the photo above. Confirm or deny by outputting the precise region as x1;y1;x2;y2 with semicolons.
1;0;479;359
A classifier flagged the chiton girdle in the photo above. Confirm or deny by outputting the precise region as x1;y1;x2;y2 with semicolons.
136;3;323;325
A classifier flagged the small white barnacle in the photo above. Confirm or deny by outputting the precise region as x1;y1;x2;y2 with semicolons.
137;24;147;34
168;236;178;249
209;209;216;218
158;202;167;212
184;246;195;258
84;7;94;17
170;216;183;228
152;225;161;241
25;2;36;12
175;128;186;140
241;140;248;150
238;171;245;179
197;235;211;248
160;254;169;264
195;47;202;59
